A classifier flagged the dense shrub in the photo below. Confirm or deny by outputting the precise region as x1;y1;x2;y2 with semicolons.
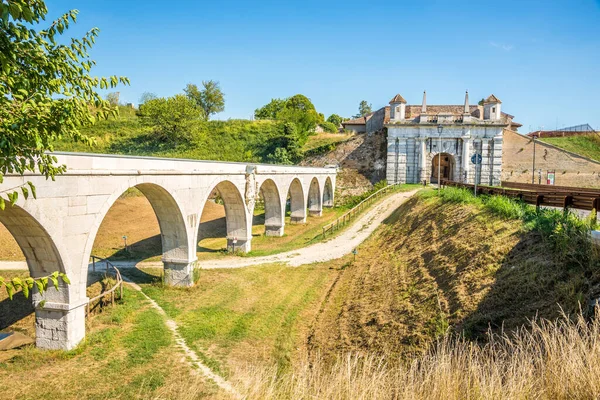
319;121;338;133
137;95;202;142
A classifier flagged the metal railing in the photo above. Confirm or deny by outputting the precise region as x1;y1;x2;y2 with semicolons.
322;184;404;238
87;255;123;317
442;180;600;211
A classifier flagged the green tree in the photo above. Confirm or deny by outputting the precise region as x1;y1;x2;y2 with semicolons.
255;94;319;140
0;0;129;209
327;114;344;127
254;98;285;120
0;0;128;298
355;100;372;117
184;80;225;120
265;122;303;164
138;95;202;142
276;94;319;138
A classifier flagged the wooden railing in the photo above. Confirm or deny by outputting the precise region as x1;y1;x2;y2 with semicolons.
322;183;404;238
87;255;123;317
442;180;600;211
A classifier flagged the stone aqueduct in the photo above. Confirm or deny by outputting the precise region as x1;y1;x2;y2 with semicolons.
0;153;337;350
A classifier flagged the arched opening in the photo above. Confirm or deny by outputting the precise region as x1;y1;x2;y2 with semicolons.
86;182;191;286
256;179;284;237
307;177;322;217
323;177;334;208
431;153;455;184
287;178;306;224
87;184;189;263
197;180;250;255
0;205;74;349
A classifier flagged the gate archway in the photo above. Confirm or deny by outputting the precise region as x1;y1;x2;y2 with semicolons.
431;153;455;183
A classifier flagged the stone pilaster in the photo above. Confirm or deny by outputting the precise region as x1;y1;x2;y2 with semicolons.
227;237;251;253
35;298;87;350
163;259;197;286
265;225;284;237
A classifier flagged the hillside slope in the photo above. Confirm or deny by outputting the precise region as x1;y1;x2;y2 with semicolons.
308;192;600;360
301;131;388;200
540;134;600;163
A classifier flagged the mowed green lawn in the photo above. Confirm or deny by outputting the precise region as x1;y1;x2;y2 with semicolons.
0;272;219;400
125;263;340;378
541;134;600;162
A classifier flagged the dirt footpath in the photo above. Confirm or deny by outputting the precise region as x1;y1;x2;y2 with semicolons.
200;190;418;269
0;190;418;271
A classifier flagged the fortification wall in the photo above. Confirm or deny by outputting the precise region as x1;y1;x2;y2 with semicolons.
502;129;600;188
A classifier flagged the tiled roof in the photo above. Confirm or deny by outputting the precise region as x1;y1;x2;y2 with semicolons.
342;116;367;125
389;94;407;104
484;94;502;104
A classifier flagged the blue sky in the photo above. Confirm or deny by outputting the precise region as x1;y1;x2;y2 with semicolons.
47;0;600;132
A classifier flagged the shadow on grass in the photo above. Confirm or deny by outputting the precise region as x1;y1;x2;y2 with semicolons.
0;292;33;331
120;267;163;286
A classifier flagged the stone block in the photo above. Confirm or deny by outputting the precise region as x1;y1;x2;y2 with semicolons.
265;225;284;237
163;260;196;287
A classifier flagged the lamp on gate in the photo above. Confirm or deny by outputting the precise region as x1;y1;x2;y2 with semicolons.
437;124;443;193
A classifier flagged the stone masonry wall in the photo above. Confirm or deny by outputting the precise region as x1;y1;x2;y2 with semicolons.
502;129;600;188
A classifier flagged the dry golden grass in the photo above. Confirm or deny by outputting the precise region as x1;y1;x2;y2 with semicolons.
234;313;600;399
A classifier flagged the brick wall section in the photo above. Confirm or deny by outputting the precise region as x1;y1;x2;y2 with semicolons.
502;129;600;188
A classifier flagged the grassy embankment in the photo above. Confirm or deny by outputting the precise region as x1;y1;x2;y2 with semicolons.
541;134;600;162
54;106;350;162
2;188;599;399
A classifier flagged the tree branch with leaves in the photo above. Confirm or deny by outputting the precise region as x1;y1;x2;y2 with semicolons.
0;0;130;210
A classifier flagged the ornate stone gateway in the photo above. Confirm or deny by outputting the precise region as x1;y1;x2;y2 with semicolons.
385;92;517;186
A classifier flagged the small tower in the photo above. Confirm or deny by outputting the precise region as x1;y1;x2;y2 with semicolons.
462;90;472;122
421;90;427;113
483;94;502;120
389;94;407;121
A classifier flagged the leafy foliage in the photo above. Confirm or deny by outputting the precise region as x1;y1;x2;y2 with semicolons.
137;95;202;142
327;114;344;126
184;80;225;120
0;271;70;300
319;121;338;133
254;98;286;120
255;94;320;140
0;0;129;208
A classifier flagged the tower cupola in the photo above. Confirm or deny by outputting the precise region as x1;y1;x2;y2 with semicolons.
483;94;502;120
389;94;407;121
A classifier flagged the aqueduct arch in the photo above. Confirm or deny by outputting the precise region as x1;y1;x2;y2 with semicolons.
258;179;285;236
198;180;251;254
0;152;336;350
287;178;306;224
307;177;322;216
85;182;191;286
0;204;80;349
323;176;334;208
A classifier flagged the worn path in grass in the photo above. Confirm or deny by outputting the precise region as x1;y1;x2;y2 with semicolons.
120;276;242;399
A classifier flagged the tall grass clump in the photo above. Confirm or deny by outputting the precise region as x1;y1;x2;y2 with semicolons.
236;312;600;399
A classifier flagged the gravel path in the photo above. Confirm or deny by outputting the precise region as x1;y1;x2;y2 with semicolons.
0;190;418;271
201;189;418;269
